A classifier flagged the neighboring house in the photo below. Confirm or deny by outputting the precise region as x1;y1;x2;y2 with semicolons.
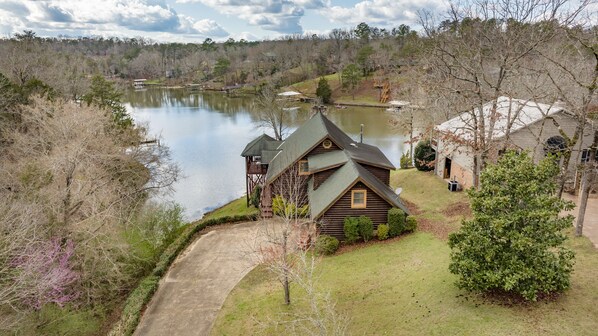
241;112;409;240
432;96;595;190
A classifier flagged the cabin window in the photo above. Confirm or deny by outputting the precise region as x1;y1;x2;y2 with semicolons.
351;189;367;209
322;139;332;149
298;160;310;175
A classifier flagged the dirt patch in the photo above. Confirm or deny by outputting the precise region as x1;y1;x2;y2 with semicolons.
417;217;455;241
479;289;561;307
403;199;423;215
442;201;472;218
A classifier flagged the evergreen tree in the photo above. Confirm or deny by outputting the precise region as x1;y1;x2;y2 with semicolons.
413;140;436;171
341;64;361;100
315;77;332;104
83;75;133;129
448;151;575;301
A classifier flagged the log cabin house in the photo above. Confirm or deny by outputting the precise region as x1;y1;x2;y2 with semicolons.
241;111;409;240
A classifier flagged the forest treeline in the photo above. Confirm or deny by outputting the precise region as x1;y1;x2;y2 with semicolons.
0;22;420;93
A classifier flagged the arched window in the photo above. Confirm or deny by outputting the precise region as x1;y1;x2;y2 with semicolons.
544;136;567;156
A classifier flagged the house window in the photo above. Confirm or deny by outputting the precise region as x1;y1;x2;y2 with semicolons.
322;139;332;149
351;189;367;208
298;160;310;175
581;149;597;163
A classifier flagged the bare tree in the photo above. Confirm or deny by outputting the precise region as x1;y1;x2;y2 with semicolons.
267;253;350;336
256;159;311;305
253;85;289;141
516;16;597;232
0;97;179;325
420;0;591;187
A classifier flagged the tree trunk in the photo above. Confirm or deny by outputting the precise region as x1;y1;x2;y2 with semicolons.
576;130;598;236
283;273;291;305
576;170;592;237
282;229;291;304
557;150;572;199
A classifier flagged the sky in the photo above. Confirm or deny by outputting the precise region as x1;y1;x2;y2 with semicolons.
0;0;448;42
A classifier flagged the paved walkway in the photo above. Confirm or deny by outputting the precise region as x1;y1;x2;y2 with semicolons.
563;194;598;248
134;220;271;336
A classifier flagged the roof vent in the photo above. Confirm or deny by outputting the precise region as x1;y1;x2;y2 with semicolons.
350;143;358;147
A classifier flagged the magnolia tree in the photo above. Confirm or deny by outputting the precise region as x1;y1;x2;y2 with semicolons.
448;151;575;301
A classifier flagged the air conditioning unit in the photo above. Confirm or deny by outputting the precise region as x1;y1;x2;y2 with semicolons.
448;180;460;192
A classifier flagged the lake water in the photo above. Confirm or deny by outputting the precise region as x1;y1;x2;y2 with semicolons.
125;88;409;220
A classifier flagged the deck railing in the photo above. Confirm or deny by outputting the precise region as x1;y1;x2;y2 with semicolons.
247;163;268;174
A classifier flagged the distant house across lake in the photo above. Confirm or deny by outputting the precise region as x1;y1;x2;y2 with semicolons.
242;111;409;240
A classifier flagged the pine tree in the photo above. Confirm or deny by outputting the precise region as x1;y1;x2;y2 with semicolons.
315;77;332;104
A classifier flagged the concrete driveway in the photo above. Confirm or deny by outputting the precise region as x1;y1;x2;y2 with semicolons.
564;194;598;248
134;220;271;336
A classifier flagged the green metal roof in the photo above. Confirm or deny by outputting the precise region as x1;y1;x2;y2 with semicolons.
307;151;348;173
265;112;355;183
264;112;396;184
241;134;282;157
261;150;280;164
309;159;409;219
345;142;395;169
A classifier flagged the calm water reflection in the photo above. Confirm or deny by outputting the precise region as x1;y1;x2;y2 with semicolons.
125;88;408;220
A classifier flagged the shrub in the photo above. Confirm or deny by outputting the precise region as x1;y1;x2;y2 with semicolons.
108;275;160;336
400;150;412;169
405;216;417;232
250;185;261;208
377;224;389;240
358;215;374;242
343;217;360;243
414;140;436;171
388;208;406;237
272;195;309;217
314;235;340;255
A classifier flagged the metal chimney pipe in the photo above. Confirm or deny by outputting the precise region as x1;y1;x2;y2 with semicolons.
360;124;364;143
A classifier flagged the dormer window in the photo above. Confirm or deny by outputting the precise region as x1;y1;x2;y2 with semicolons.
298;160;310;175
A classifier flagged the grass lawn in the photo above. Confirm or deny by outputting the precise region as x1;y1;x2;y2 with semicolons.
211;170;598;336
202;197;257;220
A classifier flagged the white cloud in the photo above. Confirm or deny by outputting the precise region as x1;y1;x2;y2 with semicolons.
177;0;329;34
193;19;229;36
326;0;447;26
235;31;259;41
0;0;229;39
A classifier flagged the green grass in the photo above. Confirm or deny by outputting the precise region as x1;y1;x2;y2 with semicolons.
211;170;598;336
391;169;467;213
202;197;256;220
392;169;469;236
289;73;382;105
17;304;104;336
